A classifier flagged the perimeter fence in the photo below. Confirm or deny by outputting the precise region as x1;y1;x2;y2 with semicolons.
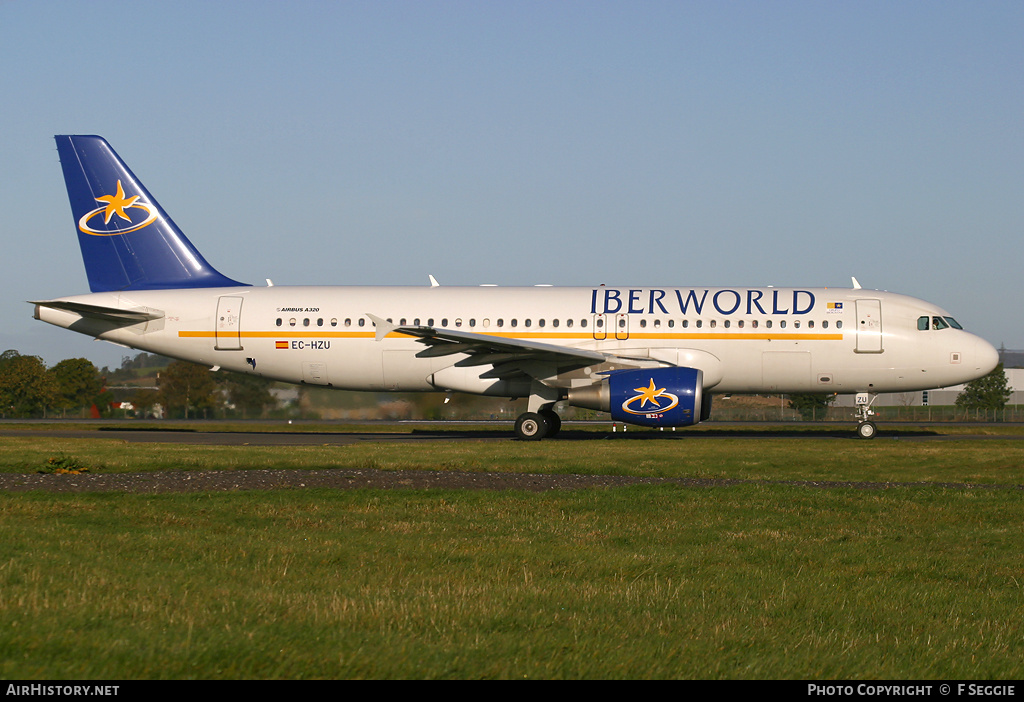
708;404;1024;423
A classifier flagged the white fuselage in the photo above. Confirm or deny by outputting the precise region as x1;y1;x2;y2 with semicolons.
35;285;999;397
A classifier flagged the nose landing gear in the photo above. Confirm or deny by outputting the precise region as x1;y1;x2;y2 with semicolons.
854;392;877;439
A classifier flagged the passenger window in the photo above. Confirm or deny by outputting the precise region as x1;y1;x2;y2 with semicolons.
442;318;448;327
455;318;462;327
276;318;282;327
345;318;351;327
552;319;559;328
640;319;647;329
565;319;572;328
497;319;504;328
317;318;324;327
822;321;828;329
808;320;814;329
525;319;532;328
710;320;717;328
765;320;772;329
538;319;545;328
511;319;518;327
358;318;365;327
331;318;338;327
696;320;702;328
469;319;476;328
668;320;674;328
836;321;842;329
780;320;786;329
723;320;730;329
580;319;587;328
289;318;296;327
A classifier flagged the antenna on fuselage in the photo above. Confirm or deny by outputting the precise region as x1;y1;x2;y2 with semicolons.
851;277;862;289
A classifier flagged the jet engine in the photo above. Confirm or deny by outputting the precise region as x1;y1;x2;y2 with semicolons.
568;367;710;428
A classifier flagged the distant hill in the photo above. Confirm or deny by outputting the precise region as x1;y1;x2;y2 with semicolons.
999;349;1024;368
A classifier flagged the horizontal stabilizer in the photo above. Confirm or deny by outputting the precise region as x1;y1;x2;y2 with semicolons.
30;299;164;324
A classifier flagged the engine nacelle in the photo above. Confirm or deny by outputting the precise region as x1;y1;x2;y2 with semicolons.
568;367;707;428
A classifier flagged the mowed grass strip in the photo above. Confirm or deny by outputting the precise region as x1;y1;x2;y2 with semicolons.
0;485;1022;679
0;434;1023;486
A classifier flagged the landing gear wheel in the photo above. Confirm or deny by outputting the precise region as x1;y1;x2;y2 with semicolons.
857;421;877;440
515;412;549;441
538;410;561;438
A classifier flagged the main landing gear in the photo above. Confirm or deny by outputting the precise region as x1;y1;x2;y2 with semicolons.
514;409;562;441
514;381;563;441
854;392;877;440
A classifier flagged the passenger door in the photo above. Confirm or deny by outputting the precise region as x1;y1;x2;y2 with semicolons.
214;296;244;350
855;299;883;353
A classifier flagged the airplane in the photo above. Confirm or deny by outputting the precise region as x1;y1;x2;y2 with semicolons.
33;135;1000;440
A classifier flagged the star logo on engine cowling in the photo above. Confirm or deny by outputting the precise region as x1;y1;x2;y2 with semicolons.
621;377;680;416
633;378;668;408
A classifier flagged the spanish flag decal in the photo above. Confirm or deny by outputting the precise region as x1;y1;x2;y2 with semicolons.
275;341;288;349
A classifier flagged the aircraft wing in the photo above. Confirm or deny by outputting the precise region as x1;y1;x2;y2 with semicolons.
366;314;724;386
367;314;613;379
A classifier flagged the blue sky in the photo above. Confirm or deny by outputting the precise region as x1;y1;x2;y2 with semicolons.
2;0;1022;369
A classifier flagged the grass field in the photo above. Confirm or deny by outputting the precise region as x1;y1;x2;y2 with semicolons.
0;423;1022;679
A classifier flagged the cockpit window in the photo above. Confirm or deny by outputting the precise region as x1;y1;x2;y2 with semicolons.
921;315;965;331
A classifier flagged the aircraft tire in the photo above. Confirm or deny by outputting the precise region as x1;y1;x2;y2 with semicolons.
857;421;878;440
515;412;549;441
539;409;561;438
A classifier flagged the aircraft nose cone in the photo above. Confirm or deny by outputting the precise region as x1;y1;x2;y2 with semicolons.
974;336;1000;376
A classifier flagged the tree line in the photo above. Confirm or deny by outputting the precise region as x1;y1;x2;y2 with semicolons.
0;348;1014;421
0;350;275;419
785;364;1013;420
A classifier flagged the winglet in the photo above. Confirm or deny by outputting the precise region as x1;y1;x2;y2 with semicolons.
366;313;398;341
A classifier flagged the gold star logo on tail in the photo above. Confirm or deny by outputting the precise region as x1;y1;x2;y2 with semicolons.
78;180;158;236
94;180;140;224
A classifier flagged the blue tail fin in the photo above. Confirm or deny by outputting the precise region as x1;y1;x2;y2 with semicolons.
55;135;247;292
